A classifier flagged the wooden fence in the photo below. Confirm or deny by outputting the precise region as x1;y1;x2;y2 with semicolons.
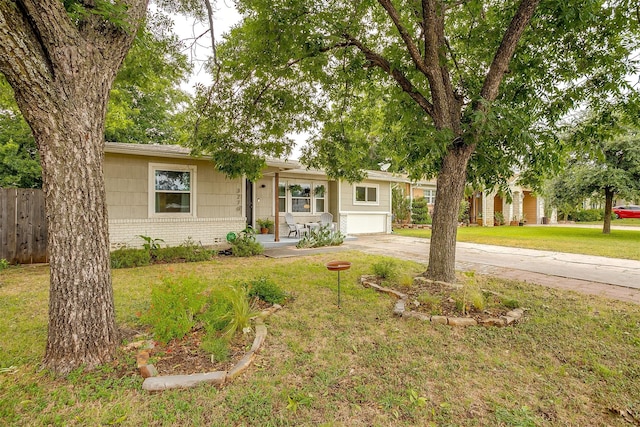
0;188;48;264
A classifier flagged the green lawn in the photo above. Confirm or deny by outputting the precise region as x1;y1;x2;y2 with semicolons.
394;226;640;261
1;254;639;426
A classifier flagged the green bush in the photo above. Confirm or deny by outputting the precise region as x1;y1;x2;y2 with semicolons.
372;260;397;280
244;277;288;304
110;248;151;269
296;225;344;249
392;187;411;223
203;285;258;337
574;208;604;222
141;276;207;344
411;197;431;224
110;239;214;269
230;227;264;257
0;258;9;271
458;199;470;224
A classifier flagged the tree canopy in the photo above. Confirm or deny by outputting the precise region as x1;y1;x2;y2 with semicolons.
546;102;640;233
192;0;640;281
0;11;192;188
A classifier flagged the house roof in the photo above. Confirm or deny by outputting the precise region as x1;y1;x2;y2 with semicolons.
103;142;411;184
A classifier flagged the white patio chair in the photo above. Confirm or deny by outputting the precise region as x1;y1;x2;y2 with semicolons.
284;213;305;238
319;212;336;231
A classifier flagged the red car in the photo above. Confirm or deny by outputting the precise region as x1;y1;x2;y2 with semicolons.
612;205;640;219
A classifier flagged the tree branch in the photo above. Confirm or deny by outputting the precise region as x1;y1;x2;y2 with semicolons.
344;34;435;117
480;0;541;103
377;0;429;76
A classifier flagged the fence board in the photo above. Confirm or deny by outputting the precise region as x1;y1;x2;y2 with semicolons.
0;188;47;264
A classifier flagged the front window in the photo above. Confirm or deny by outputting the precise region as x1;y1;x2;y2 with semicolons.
150;164;196;216
290;183;311;213
355;185;378;204
278;180;327;214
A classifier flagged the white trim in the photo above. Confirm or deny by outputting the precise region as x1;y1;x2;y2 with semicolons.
148;163;197;219
277;179;328;215
353;183;380;206
339;210;391;215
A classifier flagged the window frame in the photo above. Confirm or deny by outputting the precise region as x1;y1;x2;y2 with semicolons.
148;163;197;218
353;184;379;205
279;180;328;215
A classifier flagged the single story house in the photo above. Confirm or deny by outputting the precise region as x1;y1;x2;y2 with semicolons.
104;142;405;249
467;177;551;226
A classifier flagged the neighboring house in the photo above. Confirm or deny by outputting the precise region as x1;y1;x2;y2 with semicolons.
104;142;404;249
467;177;551;226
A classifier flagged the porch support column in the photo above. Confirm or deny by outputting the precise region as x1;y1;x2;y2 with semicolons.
274;172;280;242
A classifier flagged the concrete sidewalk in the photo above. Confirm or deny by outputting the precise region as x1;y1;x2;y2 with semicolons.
343;234;640;305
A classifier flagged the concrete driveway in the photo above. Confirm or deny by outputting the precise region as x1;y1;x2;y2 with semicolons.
343;234;640;305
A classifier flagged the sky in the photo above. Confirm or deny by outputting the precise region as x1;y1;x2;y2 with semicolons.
171;3;308;158
172;3;241;92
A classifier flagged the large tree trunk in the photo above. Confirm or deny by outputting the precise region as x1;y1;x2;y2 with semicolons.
603;187;614;235
427;143;475;283
0;0;148;376
37;90;116;375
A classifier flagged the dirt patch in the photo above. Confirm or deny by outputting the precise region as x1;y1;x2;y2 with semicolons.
149;329;254;376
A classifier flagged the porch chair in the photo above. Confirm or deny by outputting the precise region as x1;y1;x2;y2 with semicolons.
319;212;336;232
284;213;305;238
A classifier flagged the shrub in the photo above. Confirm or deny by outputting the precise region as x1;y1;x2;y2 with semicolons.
0;258;9;271
392;187;411;223
203;285;258;338
411;197;431;224
153;239;214;263
229;227;264;257
296;225;344;248
111;239;214;268
574;208;604;222
372;260;397;279
141;276;207;344
138;234;164;251
110;248;151;269
244;277;288;305
458;199;470;224
454;277;485;314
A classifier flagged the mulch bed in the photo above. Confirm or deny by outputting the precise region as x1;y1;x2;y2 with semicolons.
150;329;254;376
376;277;516;323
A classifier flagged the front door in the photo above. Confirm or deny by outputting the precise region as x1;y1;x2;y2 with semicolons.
245;179;254;227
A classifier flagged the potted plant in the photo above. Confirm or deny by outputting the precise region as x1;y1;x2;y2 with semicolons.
510;215;519;226
256;218;274;234
476;213;483;227
519;214;526;226
494;211;505;226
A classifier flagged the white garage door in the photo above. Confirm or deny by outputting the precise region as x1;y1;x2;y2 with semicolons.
346;214;387;234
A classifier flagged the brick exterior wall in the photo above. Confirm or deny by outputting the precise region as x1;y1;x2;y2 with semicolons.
109;217;246;250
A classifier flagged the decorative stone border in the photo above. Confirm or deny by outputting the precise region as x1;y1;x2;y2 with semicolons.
126;304;282;391
360;275;524;327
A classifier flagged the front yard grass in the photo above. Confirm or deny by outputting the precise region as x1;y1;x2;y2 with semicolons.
394;226;640;261
1;254;639;425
